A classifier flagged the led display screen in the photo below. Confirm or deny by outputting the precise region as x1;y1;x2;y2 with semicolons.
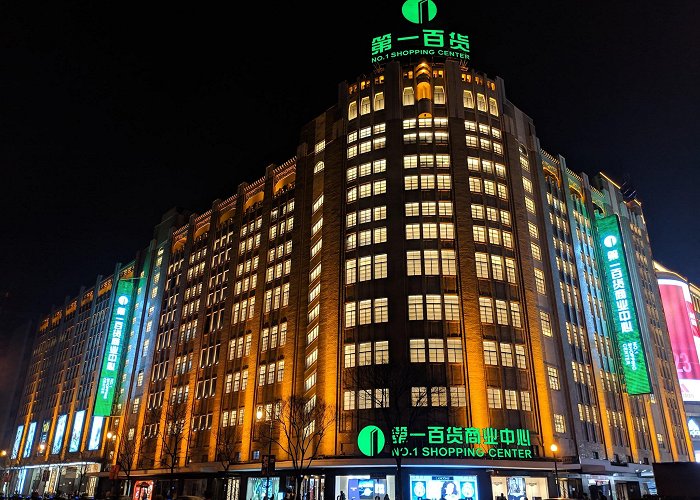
409;475;478;500
88;416;104;450
596;215;651;395
658;278;700;401
40;419;51;447
11;425;24;459
69;410;85;452
94;279;134;416
22;421;36;458
52;415;67;455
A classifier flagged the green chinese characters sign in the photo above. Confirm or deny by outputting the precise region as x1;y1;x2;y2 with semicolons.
358;425;533;459
370;1;470;64
94;279;134;416
596;215;652;395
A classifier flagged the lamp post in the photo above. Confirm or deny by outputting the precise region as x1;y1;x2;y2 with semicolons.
256;407;274;500
550;444;560;497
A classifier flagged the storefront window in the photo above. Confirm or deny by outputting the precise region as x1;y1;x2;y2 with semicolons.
410;475;478;500
335;475;395;500
491;476;548;500
247;477;282;500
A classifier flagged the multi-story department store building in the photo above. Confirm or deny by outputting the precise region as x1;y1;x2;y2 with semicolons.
3;3;694;500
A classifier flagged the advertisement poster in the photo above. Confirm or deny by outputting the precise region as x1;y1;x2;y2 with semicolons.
22;422;36;458
507;478;525;500
409;475;478;500
52;415;67;454
658;278;700;401
11;425;24;459
133;481;153;500
88;416;104;450
69;410;86;452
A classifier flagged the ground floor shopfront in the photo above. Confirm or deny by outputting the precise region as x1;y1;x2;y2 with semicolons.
2;462;100;498
83;458;653;500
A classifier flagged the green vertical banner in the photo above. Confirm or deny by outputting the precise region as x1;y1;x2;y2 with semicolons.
94;279;135;416
596;215;652;395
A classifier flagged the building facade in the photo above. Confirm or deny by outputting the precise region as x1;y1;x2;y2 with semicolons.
3;4;694;500
654;261;700;461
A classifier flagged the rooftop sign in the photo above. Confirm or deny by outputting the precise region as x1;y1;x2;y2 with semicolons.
370;0;470;64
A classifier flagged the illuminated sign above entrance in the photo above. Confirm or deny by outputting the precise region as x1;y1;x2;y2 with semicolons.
596;215;651;395
94;279;134;416
358;425;533;459
369;1;470;64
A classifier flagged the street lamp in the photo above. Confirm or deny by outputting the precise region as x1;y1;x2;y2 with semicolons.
550;443;560;497
256;407;274;500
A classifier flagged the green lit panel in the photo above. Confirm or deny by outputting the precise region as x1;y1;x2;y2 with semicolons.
94;279;134;416
596;215;652;395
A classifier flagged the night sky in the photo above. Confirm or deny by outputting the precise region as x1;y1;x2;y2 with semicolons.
2;1;699;326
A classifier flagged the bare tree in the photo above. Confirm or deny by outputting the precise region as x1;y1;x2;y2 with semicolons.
345;365;429;500
158;400;188;498
216;425;242;500
266;395;334;496
114;435;138;497
75;450;98;495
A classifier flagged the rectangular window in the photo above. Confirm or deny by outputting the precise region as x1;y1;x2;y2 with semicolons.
479;297;493;323
359;342;372;366
500;343;514;367
510;302;522;328
554;414;566;433
431;386;448;407
426;295;442;320
375;340;389;364
345;302;356;327
520;391;532;411
483;341;498;367
446;338;462;363
540;311;553;337
504;389;518;410
487;387;502;409
344;344;356;367
548;366;560;390
428;338;445;362
534;269;546;294
374;254;388;279
495;300;509;325
343;390;356;410
410;339;425;362
412;386;428;407
408;295;423;320
515;344;526;369
450;386;467;406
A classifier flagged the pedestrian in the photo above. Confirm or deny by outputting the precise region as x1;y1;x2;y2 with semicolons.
384;494;390;500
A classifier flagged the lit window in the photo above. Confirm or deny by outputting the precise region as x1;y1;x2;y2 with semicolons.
450;386;467;406
463;90;474;108
360;96;371;115
534;269;546;294
428;338;445;362
504;389;518;410
403;87;415;105
410;339;426;362
431;386;448;406
483;340;498;365
479;297;493;324
412;386;428;406
488;97;499;116
374;92;385;110
408;295;424;320
487;387;502;409
540;311;553;337
477;93;487;112
434;86;445;104
348;102;357;120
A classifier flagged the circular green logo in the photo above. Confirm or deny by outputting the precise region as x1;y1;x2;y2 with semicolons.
402;0;438;24
357;425;386;457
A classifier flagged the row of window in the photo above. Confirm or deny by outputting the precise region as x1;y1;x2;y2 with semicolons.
258;361;285;385
344;298;389;327
468;177;508;199
411;386;467;407
347;180;387;202
475;253;517;283
487;388;532;411
348;138;386;158
348;93;385;119
405;174;452;191
224;370;249;393
343;341;389;367
473;226;513;248
465;121;502;139
407;295;460;321
346;227;388;249
260;322;288;352
406;201;453;218
347;159;386;181
345;254;388;283
478;298;523;327
348;123;386;143
468;157;506;177
409;338;463;363
346;206;386;228
466;136;503;154
406;223;455;240
407;249;457;276
483;341;527;368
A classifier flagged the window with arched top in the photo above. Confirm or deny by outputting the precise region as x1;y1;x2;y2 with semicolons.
477;93;487;112
374;92;385;111
434;86;445;104
360;96;371;115
348;101;358;120
403;87;415;106
463;90;474;108
489;97;499;116
416;82;431;101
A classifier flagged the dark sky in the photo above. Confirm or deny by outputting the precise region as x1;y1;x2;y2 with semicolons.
2;1;699;325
